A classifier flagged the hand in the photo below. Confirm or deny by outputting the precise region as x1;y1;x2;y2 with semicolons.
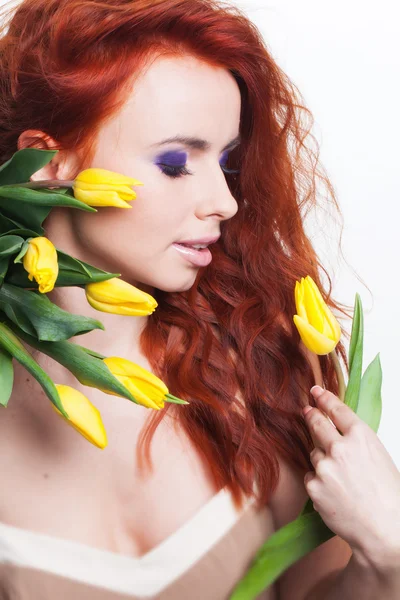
302;385;400;568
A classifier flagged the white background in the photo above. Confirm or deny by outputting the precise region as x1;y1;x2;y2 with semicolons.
1;0;399;467
236;0;399;467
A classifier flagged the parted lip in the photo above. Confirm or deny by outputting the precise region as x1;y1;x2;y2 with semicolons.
175;235;220;245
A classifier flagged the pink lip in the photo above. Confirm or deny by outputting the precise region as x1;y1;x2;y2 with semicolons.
176;235;220;245
172;243;213;267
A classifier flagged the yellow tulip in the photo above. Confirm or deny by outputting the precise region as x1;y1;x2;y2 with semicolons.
73;168;144;208
293;275;341;355
22;236;59;293
85;277;157;316
102;356;167;410
52;384;108;449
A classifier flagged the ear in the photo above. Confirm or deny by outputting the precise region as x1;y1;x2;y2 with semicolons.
17;129;81;182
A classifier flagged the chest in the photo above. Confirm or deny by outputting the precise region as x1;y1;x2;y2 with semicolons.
0;380;278;599
0;399;222;558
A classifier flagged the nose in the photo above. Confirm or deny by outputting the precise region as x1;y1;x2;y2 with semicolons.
196;164;239;222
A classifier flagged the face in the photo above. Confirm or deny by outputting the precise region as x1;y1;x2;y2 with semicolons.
67;55;241;294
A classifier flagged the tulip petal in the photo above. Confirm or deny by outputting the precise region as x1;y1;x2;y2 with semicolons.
102;357;167;410
85;278;157;316
293;315;337;355
130;379;166;405
22;237;59;294
305;276;341;343
117;376;163;410
73;168;144;208
86;278;154;304
294;280;308;322
103;356;168;394
86;297;156;316
301;278;324;333
73;180;138;200
75;168;144;187
73;188;133;208
35;269;57;293
52;384;108;449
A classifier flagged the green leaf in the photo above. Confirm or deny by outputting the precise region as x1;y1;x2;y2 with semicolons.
13;239;30;264
0;199;50;233
0;346;14;407
344;293;363;413
0;255;10;286
0;227;42;239
3;320;141;405
357;353;382;433
4;320;191;409
2;302;37;337
0;283;105;341
72;344;107;360
0;148;57;185
57;250;92;277
300;497;314;517
6;258;121;288
0;322;68;417
57;250;118;281
164;393;190;405
0;186;96;213
348;293;361;372
229;511;334;599
0;214;25;235
53;269;120;287
0;235;24;257
52;187;70;195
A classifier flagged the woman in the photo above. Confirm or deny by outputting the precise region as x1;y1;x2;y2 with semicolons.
0;0;398;598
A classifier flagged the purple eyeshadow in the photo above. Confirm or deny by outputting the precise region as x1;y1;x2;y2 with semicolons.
155;151;187;166
220;150;229;165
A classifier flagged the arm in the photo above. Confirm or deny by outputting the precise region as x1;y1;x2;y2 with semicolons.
304;549;400;600
299;340;400;600
273;342;400;600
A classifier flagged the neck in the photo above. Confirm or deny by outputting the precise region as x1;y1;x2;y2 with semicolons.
9;210;159;452
42;207;153;358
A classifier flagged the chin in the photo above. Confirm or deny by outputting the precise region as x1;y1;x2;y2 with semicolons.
154;272;199;294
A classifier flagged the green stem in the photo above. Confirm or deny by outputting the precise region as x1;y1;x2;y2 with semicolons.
329;349;346;402
3;180;75;189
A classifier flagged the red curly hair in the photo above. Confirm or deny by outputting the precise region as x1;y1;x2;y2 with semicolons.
0;0;365;511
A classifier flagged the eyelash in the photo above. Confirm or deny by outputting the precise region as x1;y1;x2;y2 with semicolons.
159;163;240;179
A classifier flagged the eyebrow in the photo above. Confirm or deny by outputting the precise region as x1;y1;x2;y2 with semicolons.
149;133;241;152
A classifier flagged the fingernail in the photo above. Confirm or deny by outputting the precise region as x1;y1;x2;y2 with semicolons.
302;405;313;417
310;385;324;398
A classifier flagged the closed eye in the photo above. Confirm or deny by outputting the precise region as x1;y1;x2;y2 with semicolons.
158;152;240;179
158;163;240;179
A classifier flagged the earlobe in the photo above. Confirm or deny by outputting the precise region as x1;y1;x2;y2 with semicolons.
29;151;61;182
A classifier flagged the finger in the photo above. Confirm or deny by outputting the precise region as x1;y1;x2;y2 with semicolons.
303;405;340;451
311;386;358;435
309;446;325;469
304;470;316;485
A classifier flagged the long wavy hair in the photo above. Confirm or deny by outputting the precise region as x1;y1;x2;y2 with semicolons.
0;0;368;511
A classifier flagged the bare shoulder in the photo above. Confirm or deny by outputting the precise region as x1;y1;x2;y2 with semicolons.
268;340;352;600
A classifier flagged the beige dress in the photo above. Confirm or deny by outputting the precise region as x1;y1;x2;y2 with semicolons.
0;485;277;600
0;484;277;600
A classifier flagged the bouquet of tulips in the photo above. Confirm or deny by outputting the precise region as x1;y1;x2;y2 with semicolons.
229;276;383;599
0;148;188;449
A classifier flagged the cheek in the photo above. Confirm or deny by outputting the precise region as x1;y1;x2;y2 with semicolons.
132;188;189;234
